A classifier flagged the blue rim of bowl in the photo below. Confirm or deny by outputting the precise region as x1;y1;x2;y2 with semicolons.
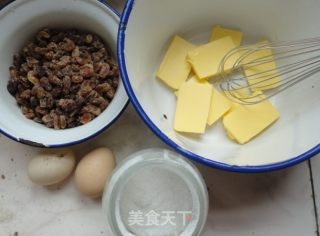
118;0;320;173
0;0;129;148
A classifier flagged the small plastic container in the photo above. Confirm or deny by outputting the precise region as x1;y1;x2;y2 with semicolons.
102;148;208;236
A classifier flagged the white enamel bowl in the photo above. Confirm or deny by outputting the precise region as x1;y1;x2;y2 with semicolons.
118;0;320;172
0;0;128;147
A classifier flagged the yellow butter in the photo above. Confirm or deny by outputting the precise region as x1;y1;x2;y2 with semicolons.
210;25;243;46
226;130;236;140
174;76;205;97
243;40;280;91
187;36;237;79
228;101;241;113
156;35;195;90
207;87;232;125
175;77;231;126
174;79;212;134
223;88;252;113
222;94;279;144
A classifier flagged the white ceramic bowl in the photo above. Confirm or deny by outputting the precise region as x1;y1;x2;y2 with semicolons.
0;0;128;147
119;0;320;172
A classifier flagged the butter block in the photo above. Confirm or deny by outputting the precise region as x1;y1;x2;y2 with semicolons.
228;101;241;113
222;95;279;144
174;80;212;133
174;76;205;97
210;25;243;46
156;35;195;90
222;88;252;113
243;40;280;91
207;87;232;125
187;36;237;79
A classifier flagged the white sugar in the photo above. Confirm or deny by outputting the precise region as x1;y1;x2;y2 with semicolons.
119;165;193;236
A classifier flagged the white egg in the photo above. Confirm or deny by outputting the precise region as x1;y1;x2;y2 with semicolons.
28;149;76;186
74;147;115;198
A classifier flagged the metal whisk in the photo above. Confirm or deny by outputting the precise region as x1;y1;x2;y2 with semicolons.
218;37;320;104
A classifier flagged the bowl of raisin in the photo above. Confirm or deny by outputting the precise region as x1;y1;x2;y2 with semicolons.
0;0;128;147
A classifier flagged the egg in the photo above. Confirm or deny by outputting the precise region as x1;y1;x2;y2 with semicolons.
28;149;75;186
74;147;115;198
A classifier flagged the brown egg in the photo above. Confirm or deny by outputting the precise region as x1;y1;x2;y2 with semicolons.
74;147;116;198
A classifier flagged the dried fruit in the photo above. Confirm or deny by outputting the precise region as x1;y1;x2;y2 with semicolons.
7;28;119;129
20;89;31;100
49;75;63;86
56;55;71;67
95;83;111;93
81;104;101;116
21;106;35;119
106;88;115;99
59;115;67;129
62;38;76;52
71;75;83;83
80;113;93;124
26;57;39;67
79;64;94;78
27;71;40;85
40;77;53;91
85;34;93;44
58;99;75;112
7;80;18;96
72;46;80;58
98;63;110;79
35;86;46;98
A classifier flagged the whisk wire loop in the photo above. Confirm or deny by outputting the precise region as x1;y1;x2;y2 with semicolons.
218;37;320;104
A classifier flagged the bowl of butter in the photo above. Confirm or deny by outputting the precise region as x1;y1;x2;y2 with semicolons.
118;0;320;172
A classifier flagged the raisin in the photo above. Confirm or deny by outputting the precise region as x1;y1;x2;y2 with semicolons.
53;113;60;129
99;100;109;110
58;99;75;112
7;80;18;96
51;32;64;43
95;83;111;93
20;89;31;99
27;71;40;86
42;114;53;128
62;38;76;52
98;63;110;79
30;96;38;107
35;86;46;98
33;116;43;124
26;57;39;67
56;55;71;67
85;34;93;44
35;106;48;116
9;66;18;79
59;115;67;129
71;75;83;83
79;64;94;77
40;77;53;91
51;87;62;98
80;113;93;124
21;106;35;119
36;29;50;42
39;95;53;109
81;104;101;116
7;28;119;129
106;87;115;99
49;75;63;87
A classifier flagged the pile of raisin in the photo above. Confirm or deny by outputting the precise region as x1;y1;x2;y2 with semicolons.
7;28;119;129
